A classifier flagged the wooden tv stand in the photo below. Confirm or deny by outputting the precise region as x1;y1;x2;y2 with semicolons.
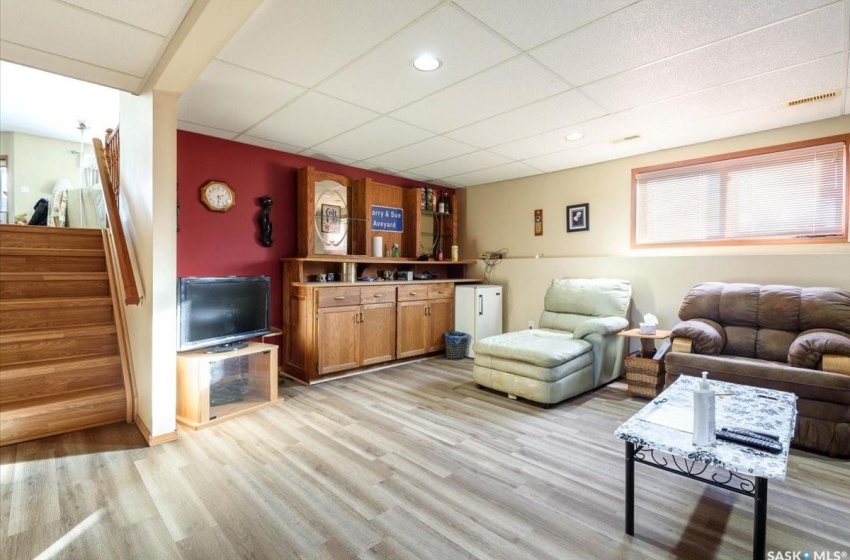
176;342;279;429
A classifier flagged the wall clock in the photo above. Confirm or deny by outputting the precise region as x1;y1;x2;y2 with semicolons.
200;180;235;212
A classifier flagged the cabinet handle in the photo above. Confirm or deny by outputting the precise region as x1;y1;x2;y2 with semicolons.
409;292;418;296
373;293;384;297
334;296;346;300
359;312;364;323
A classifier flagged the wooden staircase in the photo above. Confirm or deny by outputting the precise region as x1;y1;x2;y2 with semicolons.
0;224;132;446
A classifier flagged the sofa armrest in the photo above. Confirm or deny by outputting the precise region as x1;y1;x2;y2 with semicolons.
823;355;850;376
671;337;693;354
572;316;629;339
671;319;725;354
789;329;850;370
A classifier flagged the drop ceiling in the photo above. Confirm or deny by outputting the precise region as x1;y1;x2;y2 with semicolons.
1;0;849;187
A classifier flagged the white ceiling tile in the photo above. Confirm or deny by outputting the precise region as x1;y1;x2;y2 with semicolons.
363;136;478;171
455;0;637;50
235;135;305;155
581;3;846;113
445;89;608;148
311;118;433;161
352;161;400;175
244;92;378;150
59;0;192;36
531;0;836;86
217;0;441;88
616;54;847;132
444;162;540;187
298;150;358;167
177;121;239;140
523;137;659;172
409;150;512;179
395;171;432;182
0;0;164;78
317;4;519;113
392;56;568;133
489;115;634;160
177;61;305;134
0;40;141;92
641;99;846;150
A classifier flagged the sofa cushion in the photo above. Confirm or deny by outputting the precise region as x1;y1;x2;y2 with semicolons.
723;326;757;358
719;283;761;327
801;288;850;335
473;329;591;368
542;278;631;319
789;329;850;369
679;282;724;322
671;319;725;354
756;329;798;363
759;285;802;331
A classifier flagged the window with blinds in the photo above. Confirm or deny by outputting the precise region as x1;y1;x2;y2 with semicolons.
632;137;848;247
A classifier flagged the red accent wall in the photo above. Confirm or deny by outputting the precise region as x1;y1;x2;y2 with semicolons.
177;131;452;329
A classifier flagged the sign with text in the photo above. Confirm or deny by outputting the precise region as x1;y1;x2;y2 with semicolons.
371;205;403;232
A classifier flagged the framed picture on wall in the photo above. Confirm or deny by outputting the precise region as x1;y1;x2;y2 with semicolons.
566;203;589;232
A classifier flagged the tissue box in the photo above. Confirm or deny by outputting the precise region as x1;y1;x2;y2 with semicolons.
639;322;656;335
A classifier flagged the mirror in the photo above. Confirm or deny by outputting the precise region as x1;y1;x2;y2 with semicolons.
314;179;349;255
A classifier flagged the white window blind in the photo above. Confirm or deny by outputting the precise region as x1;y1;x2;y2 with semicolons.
634;141;847;246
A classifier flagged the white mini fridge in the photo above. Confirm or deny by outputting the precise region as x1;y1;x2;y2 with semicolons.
454;285;503;358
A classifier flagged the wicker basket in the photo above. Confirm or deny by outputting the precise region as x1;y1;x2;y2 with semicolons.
444;331;471;360
625;352;665;398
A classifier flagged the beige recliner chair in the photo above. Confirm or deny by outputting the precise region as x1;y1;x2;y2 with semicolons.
473;278;632;405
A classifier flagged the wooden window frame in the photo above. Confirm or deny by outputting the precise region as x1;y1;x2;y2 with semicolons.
631;134;850;249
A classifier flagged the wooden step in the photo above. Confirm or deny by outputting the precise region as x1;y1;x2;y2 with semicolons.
0;224;104;251
0;324;118;367
0;296;114;332
0;247;106;273
0;272;110;299
0;355;123;404
0;385;126;446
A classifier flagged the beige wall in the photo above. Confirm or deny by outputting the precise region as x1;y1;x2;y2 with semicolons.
120;89;178;439
459;116;850;338
1;132;94;221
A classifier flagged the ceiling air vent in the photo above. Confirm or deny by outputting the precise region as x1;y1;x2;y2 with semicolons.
787;91;840;107
610;134;641;145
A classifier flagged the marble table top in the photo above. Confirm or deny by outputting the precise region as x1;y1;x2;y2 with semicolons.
614;376;797;480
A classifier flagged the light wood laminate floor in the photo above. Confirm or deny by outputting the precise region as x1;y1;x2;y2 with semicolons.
1;358;848;559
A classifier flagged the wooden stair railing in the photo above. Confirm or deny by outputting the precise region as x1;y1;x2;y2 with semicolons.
93;133;142;306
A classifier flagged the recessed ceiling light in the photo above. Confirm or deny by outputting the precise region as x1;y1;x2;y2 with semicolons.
412;55;441;72
565;132;584;141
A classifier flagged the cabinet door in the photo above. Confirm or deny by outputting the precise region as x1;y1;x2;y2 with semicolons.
361;303;396;366
396;300;428;358
427;298;454;351
317;306;360;375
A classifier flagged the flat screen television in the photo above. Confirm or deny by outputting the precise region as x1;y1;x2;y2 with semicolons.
177;276;270;352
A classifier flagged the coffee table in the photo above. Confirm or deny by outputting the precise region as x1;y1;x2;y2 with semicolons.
614;376;797;560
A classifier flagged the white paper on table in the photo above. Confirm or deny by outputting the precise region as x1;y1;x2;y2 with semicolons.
639;404;694;433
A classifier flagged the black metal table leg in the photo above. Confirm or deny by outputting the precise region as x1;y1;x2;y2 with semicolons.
753;477;768;560
626;441;635;535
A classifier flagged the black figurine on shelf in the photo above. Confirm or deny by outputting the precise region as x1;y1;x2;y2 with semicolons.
258;196;273;247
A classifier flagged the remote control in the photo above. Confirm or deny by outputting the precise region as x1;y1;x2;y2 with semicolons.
716;429;783;454
723;427;779;441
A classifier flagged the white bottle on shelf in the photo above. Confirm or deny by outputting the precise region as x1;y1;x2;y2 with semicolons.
693;371;716;446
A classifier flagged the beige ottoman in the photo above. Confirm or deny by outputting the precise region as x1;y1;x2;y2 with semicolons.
473;329;594;405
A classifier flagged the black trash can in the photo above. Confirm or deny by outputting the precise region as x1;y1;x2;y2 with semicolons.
444;331;471;359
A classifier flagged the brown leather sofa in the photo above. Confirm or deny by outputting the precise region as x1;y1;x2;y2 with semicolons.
664;282;850;457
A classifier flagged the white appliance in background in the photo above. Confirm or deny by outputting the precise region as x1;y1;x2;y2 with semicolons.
455;285;503;358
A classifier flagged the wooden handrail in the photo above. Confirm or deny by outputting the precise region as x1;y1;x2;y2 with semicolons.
93;136;142;305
